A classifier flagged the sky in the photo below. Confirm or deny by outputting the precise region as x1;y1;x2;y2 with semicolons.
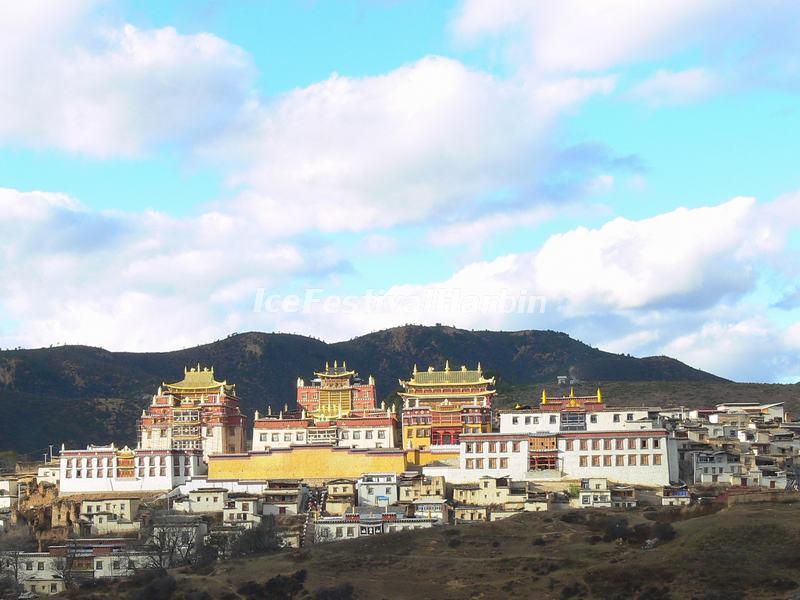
1;0;799;383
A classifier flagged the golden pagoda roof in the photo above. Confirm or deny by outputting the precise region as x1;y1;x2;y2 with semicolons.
314;360;356;379
402;361;495;386
164;365;233;392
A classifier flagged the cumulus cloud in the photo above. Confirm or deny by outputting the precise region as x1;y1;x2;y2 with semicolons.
0;3;255;156
0;188;346;350
255;196;799;381
208;57;615;235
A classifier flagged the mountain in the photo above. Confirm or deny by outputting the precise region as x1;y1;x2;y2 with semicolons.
0;325;725;455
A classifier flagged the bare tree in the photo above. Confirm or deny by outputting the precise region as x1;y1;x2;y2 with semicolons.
142;525;198;570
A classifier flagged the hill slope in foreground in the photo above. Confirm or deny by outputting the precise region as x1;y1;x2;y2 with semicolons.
72;502;800;600
0;325;733;454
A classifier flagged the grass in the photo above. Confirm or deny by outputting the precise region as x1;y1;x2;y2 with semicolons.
62;501;800;599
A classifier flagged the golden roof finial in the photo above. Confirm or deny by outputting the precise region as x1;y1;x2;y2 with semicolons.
343;360;347;371
477;361;482;373
541;389;547;405
597;387;603;403
334;359;338;370
413;364;418;374
569;387;575;398
445;360;450;372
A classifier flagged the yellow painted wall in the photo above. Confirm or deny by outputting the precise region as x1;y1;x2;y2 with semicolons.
208;447;407;481
406;448;460;466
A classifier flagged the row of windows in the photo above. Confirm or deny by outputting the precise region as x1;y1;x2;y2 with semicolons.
464;441;521;454
566;437;661;451
260;429;388;443
577;454;662;467
510;413;638;425
465;457;509;469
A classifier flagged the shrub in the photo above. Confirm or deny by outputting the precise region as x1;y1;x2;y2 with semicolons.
532;537;546;546
314;582;355;600
653;522;676;542
447;537;462;548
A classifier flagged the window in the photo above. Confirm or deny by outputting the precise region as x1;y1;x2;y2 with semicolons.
466;459;474;469
616;455;624;466
580;439;588;451
113;561;120;570
37;562;44;570
296;432;305;441
603;455;612;467
613;414;620;422
475;459;484;469
591;455;600;467
500;442;508;452
628;438;636;450
628;455;637;466
549;415;557;424
653;438;660;449
565;439;573;451
512;417;519;425
341;431;350;439
353;431;361;439
284;433;292;442
533;417;539;424
579;456;588;467
377;430;386;439
640;438;648;449
603;439;612;450
488;442;496;453
626;413;634;421
365;431;373;439
499;458;508;469
95;561;103;571
641;454;649;466
271;433;279;442
465;443;473;453
525;416;531;425
512;441;520;452
590;414;597;424
592;439;600;450
616;438;624;450
488;458;497;469
336;527;343;538
653;454;662;466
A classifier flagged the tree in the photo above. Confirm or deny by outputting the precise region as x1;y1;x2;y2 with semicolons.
142;524;198;570
0;524;37;597
230;517;281;558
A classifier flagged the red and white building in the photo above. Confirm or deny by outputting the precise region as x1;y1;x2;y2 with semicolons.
59;444;205;494
138;366;246;460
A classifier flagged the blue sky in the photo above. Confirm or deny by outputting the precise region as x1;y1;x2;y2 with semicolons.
0;1;799;383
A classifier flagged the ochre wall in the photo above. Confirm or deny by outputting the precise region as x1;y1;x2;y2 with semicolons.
208;447;407;480
406;448;460;466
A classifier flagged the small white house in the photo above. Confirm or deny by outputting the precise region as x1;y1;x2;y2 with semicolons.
356;473;398;507
571;478;611;508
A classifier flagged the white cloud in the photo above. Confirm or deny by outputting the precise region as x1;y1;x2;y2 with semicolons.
663;318;800;382
0;5;255;157
208;57;615;235
0;188;344;350
255;196;799;381
452;0;726;73
629;68;720;106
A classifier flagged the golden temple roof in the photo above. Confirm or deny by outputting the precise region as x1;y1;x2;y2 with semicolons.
163;365;233;392
314;360;356;378
402;361;494;386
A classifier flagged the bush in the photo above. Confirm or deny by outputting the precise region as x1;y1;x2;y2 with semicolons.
532;537;547;546
263;570;308;600
128;574;177;600
603;518;633;542
314;582;355;600
447;537;462;548
653;522;676;542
